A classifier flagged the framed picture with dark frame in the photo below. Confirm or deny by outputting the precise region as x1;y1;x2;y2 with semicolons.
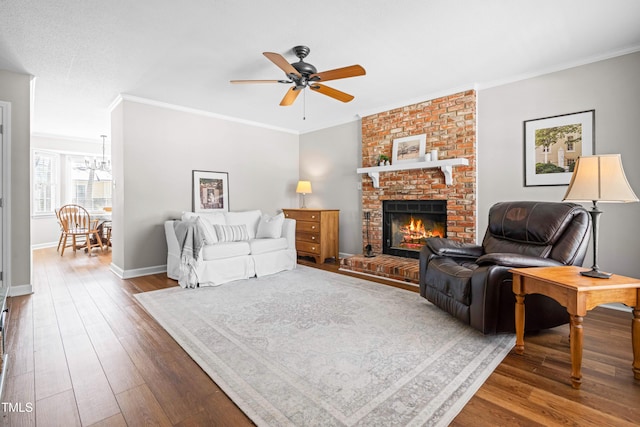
392;134;426;164
192;170;229;212
524;110;595;187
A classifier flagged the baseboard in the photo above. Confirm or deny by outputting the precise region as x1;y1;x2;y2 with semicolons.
31;242;58;250
110;263;167;279
9;284;33;296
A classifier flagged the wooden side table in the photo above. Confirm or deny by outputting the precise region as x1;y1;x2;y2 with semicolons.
511;266;640;389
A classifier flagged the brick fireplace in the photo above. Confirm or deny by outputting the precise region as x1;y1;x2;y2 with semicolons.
343;90;477;283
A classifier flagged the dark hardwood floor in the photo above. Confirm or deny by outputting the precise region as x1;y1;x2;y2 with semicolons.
2;248;639;426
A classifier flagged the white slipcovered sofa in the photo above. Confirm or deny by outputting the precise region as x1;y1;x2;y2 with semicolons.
165;209;296;287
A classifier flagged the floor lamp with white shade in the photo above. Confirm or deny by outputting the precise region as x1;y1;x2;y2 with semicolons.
562;154;638;278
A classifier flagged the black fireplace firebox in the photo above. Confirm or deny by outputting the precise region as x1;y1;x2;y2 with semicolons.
383;200;447;259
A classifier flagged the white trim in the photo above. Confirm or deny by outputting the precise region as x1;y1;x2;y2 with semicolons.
0;101;11;297
110;94;300;135
9;284;33;297
31;132;106;145
476;44;640;91
31;242;58;250
110;262;166;279
358;47;640;123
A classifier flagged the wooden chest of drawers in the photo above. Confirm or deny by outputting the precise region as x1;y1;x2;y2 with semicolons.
282;209;339;264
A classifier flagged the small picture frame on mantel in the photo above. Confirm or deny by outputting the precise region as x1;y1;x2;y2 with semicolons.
391;134;426;164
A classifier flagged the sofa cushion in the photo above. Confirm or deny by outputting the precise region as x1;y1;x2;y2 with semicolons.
182;211;226;225
214;224;250;242
196;217;218;244
256;212;284;239
249;237;288;255
225;210;262;239
202;241;251;260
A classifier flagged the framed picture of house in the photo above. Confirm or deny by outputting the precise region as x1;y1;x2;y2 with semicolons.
192;170;229;212
391;134;426;164
523;110;595;186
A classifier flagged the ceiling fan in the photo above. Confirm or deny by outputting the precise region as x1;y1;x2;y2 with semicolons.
230;45;366;106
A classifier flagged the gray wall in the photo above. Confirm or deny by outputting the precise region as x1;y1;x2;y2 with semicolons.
299;121;363;256
477;51;640;277
112;99;300;275
0;69;31;294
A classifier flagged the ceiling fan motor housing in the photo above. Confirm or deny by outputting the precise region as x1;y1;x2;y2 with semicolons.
291;45;317;78
292;61;317;76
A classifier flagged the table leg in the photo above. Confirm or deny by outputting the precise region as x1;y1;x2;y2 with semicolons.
633;307;640;380
514;293;525;354
570;314;584;389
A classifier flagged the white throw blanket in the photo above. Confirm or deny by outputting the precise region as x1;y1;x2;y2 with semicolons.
173;220;205;288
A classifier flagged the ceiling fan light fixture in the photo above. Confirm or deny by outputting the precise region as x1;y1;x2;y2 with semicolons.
231;45;366;107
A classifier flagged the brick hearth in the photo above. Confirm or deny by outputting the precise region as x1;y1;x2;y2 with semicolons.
340;255;420;284
341;90;477;281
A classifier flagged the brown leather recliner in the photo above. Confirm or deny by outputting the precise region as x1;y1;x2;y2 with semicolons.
419;201;591;334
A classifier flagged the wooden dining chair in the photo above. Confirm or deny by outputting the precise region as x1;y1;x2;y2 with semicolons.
58;204;104;256
55;208;65;252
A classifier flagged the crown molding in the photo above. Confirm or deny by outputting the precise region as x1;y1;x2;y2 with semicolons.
110;94;300;135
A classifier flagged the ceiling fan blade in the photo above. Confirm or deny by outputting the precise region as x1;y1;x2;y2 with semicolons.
263;52;301;78
230;79;281;84
310;65;366;82
310;83;355;103
280;87;302;106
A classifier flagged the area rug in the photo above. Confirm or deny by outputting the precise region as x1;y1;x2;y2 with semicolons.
135;265;514;426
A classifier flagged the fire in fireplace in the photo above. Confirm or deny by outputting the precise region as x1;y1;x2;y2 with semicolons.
383;200;447;259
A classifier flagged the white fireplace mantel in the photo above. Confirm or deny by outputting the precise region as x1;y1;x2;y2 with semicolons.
356;158;469;188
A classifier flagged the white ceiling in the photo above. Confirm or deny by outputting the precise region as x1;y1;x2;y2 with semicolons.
1;0;640;141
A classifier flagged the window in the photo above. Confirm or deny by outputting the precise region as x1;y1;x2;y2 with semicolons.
66;155;112;211
32;149;112;215
566;135;575;152
33;150;59;215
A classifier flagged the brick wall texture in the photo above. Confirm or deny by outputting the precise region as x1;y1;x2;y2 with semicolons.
361;90;477;255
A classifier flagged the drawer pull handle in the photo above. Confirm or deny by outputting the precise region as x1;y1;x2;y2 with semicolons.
312;215;316;219
312;247;316;250
312;237;315;240
312;226;316;229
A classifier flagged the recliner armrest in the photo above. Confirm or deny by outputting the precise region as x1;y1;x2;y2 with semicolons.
476;253;563;268
426;238;484;259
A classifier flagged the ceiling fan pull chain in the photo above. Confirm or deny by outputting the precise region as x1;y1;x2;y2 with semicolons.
303;88;306;120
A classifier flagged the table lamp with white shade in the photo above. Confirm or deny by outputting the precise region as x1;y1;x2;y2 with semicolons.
296;180;312;208
562;154;638;278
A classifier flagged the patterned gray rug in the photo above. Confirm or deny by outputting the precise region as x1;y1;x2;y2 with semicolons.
135;265;514;426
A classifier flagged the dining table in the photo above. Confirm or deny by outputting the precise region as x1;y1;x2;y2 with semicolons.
91;211;112;248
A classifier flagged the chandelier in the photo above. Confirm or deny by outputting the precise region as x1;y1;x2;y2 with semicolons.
85;135;111;172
